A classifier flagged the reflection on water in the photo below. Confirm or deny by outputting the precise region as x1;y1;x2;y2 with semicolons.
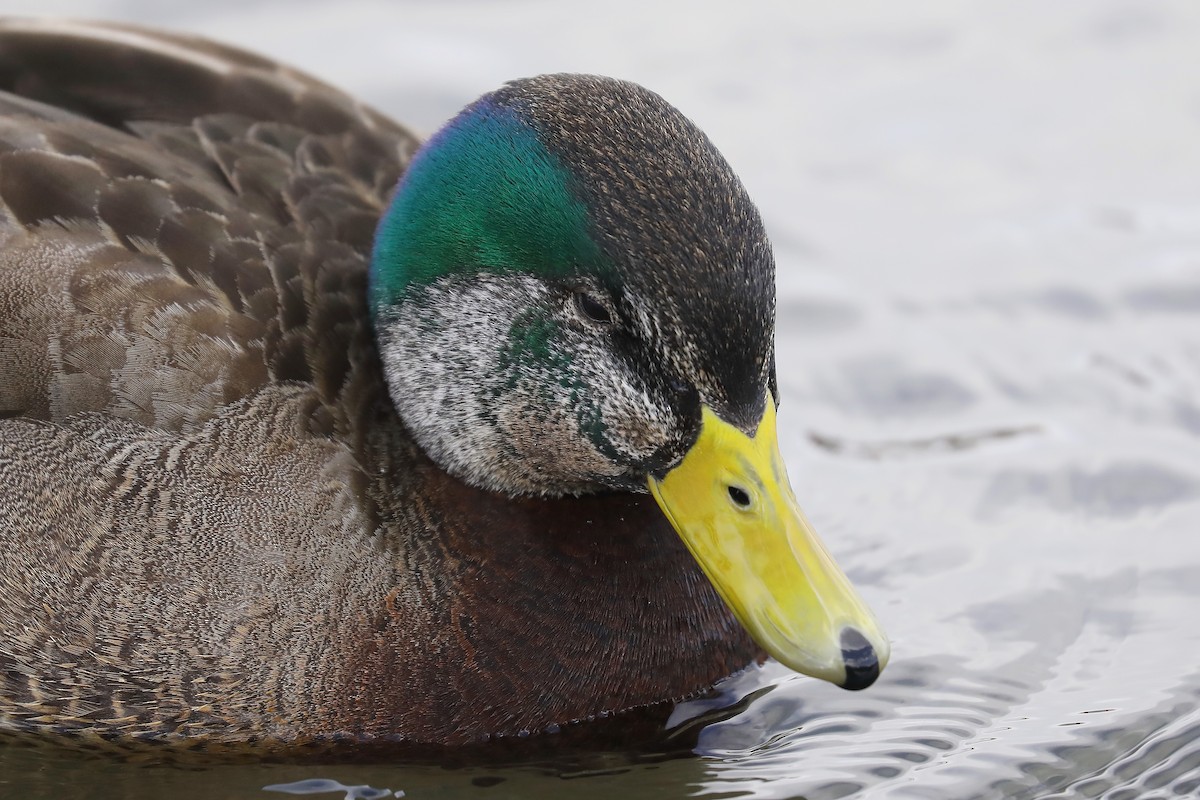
979;462;1199;519
2;0;1200;798
265;778;398;799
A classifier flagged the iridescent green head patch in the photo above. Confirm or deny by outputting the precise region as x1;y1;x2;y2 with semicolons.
370;98;602;310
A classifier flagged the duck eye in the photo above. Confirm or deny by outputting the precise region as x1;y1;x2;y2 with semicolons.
575;291;613;325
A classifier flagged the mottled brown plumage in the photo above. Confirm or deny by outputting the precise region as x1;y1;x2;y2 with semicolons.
0;20;758;756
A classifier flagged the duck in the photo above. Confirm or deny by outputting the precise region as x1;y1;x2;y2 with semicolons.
0;19;888;755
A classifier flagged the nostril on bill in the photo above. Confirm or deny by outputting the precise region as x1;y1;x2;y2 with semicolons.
840;627;880;690
727;485;751;508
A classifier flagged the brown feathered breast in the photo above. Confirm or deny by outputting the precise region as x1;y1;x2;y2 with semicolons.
0;20;758;757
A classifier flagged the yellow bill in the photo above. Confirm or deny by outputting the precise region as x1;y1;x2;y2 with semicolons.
648;394;889;689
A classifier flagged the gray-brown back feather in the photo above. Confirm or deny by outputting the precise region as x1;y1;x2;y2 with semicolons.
0;21;417;430
0;19;422;748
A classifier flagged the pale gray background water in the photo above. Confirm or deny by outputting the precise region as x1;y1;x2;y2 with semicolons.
1;1;1199;798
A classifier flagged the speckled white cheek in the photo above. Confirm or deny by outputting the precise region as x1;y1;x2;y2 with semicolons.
374;273;674;496
376;276;515;490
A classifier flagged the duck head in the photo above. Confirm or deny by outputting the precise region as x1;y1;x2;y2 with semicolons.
369;74;888;690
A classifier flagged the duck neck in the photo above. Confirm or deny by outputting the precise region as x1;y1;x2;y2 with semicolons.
333;411;759;745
